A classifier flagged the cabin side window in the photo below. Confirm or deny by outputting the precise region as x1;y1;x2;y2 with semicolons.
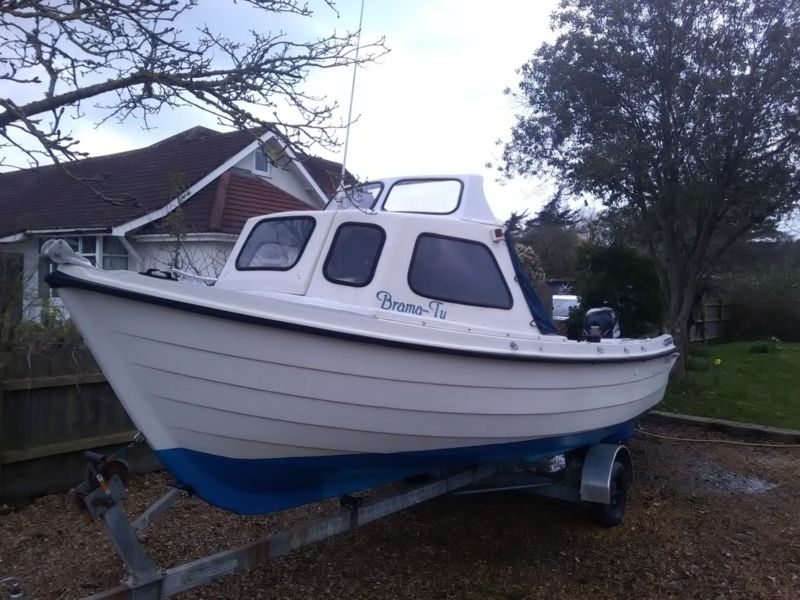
236;216;316;270
408;234;513;309
323;223;385;287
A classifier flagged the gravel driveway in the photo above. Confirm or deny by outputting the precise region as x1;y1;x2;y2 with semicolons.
1;419;798;599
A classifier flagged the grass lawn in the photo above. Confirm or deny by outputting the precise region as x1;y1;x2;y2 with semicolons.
659;340;800;430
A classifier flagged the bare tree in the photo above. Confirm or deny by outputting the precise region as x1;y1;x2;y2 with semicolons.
0;0;387;167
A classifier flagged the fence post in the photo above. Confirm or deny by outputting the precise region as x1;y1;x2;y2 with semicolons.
0;362;5;498
702;296;708;342
719;296;724;339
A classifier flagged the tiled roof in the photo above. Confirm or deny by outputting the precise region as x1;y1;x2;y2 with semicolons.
140;170;314;235
0;126;344;239
218;171;312;233
296;153;356;199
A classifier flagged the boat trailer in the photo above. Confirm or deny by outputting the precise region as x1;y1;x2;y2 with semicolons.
46;440;632;600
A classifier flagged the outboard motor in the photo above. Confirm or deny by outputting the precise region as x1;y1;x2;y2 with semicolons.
583;307;620;341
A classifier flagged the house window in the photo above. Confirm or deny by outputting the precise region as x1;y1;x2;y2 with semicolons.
408;234;513;309
236;216;316;270
254;149;272;175
60;237;97;264
102;236;129;270
38;236;129;297
323;223;385;287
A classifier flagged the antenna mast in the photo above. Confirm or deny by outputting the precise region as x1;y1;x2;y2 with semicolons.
340;0;366;186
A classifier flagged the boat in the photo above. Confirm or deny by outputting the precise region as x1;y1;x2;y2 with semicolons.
43;174;678;515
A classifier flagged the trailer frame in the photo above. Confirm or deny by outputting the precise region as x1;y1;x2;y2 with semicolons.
65;441;632;600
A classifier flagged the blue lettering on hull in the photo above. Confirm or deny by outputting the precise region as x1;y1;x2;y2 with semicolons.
376;290;447;319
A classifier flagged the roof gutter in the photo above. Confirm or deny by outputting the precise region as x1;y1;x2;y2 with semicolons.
132;233;238;243
0;227;111;243
0;232;26;243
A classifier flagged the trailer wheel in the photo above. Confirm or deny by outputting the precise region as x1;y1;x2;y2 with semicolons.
590;460;630;527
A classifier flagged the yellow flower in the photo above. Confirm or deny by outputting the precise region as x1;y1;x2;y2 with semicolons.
714;358;722;366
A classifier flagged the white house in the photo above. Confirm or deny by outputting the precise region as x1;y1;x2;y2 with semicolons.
0;126;347;321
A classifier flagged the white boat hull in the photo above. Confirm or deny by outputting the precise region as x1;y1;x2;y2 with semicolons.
53;268;677;514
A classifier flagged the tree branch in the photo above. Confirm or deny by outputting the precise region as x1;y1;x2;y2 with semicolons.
0;0;388;165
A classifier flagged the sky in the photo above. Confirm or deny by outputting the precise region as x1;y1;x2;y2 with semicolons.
306;0;561;219
2;0;561;221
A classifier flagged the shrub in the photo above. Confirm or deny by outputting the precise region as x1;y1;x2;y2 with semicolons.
571;242;665;338
2;318;96;378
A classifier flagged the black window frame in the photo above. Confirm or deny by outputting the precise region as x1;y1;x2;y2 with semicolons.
407;233;513;310
235;215;316;271
323;222;386;288
381;178;464;215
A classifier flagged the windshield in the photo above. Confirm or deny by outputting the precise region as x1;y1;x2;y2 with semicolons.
585;309;618;335
236;216;316;270
383;179;462;214
552;296;578;318
326;182;383;211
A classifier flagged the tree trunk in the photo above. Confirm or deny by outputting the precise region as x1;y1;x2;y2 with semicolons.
668;280;697;376
671;314;690;375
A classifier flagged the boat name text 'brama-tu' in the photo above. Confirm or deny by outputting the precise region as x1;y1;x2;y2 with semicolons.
376;290;448;319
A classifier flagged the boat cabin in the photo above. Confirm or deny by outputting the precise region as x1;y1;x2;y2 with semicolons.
215;175;558;337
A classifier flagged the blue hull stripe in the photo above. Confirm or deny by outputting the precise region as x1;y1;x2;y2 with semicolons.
156;420;638;515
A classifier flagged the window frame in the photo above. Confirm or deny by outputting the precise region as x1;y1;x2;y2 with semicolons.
253;149;272;176
382;178;464;215
322;222;386;288
235;215;317;272
407;233;513;310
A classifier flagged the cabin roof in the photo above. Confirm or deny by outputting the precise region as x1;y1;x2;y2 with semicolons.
328;174;499;225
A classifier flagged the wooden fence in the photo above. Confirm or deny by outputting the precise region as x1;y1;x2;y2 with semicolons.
0;367;159;502
689;296;733;343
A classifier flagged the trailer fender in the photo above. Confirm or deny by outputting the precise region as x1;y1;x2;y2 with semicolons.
579;444;632;504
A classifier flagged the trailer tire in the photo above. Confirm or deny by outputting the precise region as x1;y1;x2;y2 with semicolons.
590;460;630;527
